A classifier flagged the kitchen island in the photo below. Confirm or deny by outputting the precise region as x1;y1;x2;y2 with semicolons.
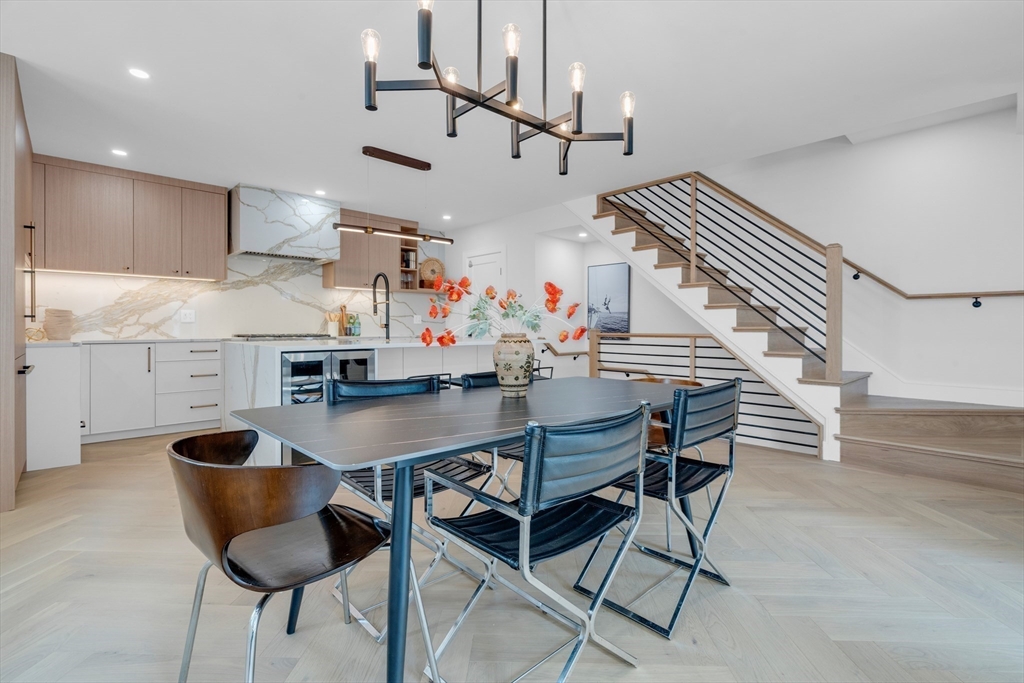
223;337;499;464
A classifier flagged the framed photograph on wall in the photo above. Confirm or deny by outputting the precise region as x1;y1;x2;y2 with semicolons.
587;262;631;337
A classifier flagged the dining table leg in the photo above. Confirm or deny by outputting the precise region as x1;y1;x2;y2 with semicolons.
386;463;414;683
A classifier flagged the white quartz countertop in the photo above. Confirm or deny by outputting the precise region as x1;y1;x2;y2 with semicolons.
223;337;497;352
77;338;225;344
26;341;81;348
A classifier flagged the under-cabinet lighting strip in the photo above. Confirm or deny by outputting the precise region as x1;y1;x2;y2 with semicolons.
36;268;219;282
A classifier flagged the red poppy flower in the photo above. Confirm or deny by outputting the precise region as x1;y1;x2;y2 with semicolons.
441;304;450;318
484;285;497;300
545;299;559;313
544;281;563;298
443;330;456;345
498;298;508;310
428;304;439;319
447;289;463;303
572;326;587;341
567;302;580;319
420;328;433;346
458;276;471;291
433;275;443;291
558;330;569;343
506;289;518;301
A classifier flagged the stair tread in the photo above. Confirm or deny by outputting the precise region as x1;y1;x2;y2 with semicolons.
763;350;816;358
837;394;1024;415
678;283;753;294
653;261;728;274
734;325;808;333
705;302;780;311
798;370;872;386
835;434;1023;465
631;243;705;256
610;222;668;233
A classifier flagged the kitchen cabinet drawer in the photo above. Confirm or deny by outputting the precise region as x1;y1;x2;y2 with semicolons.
156;359;221;394
156;389;223;426
156;342;221;362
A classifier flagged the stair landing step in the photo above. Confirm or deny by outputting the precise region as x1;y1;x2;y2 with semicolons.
798;370;872;387
835;434;1023;467
837;394;1024;416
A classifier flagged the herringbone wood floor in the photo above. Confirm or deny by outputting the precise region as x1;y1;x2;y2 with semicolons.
1;433;1021;682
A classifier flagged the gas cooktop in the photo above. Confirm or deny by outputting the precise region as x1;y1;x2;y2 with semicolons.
232;334;333;341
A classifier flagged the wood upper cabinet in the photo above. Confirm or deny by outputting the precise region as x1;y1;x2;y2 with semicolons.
368;232;400;288
182;189;227;280
31;162;45;268
322;208;408;290
133;180;182;277
45;165;133;273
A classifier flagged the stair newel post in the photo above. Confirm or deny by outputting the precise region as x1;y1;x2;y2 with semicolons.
689;175;699;284
689;336;697;383
588;331;600;377
825;243;843;382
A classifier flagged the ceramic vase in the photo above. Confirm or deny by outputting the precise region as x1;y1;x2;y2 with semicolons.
493;333;534;398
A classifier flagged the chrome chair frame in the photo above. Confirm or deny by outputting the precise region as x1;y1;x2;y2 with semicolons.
423;403;651;683
329;375;489;643
573;379;741;639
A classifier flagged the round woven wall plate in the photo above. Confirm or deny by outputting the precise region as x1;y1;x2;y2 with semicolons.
419;257;444;285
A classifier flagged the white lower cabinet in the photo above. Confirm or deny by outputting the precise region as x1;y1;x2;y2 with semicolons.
90;343;156;434
376;348;405;380
442;346;479;378
80;345;91;435
87;341;223;439
26;345;82;471
403;346;443;377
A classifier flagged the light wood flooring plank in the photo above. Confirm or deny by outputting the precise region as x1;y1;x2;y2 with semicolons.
0;432;1020;682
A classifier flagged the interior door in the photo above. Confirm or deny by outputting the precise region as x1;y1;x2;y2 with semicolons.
90;343;156;434
465;248;506;303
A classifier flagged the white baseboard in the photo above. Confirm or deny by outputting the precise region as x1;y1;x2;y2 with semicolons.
82;420;221;444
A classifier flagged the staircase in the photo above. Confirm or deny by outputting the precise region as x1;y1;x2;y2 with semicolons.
564;172;1023;478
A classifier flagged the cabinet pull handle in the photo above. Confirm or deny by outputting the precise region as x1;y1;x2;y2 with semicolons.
18;365;34;375
23;225;36;321
190;403;218;409
190;349;217;353
80;420;86;429
190;373;218;378
147;347;152;372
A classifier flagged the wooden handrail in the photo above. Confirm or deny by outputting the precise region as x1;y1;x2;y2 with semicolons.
538;342;588;358
598;171;1024;301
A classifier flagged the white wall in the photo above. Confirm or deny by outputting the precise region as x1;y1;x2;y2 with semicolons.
703;107;1024;406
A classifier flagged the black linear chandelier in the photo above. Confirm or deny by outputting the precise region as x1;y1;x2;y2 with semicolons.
361;0;635;175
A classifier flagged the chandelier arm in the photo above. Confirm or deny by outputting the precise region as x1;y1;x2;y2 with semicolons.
571;132;625;142
518;112;573;143
376;79;441;92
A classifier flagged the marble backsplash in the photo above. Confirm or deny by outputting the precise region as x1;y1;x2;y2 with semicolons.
30;254;438;341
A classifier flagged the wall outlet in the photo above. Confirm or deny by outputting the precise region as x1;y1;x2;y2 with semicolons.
413;314;422;324
180;309;196;323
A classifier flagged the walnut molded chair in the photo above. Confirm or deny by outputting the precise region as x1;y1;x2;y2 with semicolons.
574;379;741;640
423;402;651;683
167;430;439;683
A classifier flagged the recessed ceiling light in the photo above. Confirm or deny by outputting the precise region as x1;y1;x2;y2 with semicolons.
128;68;149;79
578;232;587;237
315;190;326;196
442;215;452;220
111;149;128;156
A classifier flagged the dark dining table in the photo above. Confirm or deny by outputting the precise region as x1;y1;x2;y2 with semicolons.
231;376;681;683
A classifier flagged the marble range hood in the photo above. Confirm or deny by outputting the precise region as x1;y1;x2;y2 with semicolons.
229;185;342;262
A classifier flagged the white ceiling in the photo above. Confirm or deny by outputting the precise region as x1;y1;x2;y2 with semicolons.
541;224;597;244
1;1;1021;234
